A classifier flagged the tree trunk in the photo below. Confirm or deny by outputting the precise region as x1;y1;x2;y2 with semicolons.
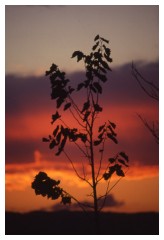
90;126;100;234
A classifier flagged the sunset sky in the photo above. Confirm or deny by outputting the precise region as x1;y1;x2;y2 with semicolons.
5;4;159;214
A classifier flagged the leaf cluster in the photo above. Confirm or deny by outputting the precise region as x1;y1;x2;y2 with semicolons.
94;121;118;146
43;125;87;156
45;64;74;110
103;152;129;180
44;35;113;130
31;172;71;204
74;35;112;95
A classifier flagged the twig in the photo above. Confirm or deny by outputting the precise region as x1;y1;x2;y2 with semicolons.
62;189;90;213
69;106;86;129
96;135;106;181
63;150;92;187
59;118;90;158
132;63;158;101
98;180;110;211
137;114;159;144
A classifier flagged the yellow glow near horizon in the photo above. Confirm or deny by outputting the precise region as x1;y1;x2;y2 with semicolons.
5;149;159;213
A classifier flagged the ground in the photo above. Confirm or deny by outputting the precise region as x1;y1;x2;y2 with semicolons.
5;210;159;235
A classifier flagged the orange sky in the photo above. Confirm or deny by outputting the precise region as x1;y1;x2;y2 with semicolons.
6;149;159;213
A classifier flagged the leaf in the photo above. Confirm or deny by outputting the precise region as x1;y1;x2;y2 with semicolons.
61;127;70;137
86;71;93;80
99;74;107;82
94;139;102;146
108;158;116;163
93;82;102;94
57;97;64;108
108;165;116;177
60;89;68;98
104;53;113;63
99;66;107;73
45;71;50;76
94;34;100;41
71;51;84;62
64;102;71;111
94;104;102;112
90;85;97;93
81;100;90;113
94;52;102;60
60;136;67;150
56;131;61;144
115;164;125;177
68;86;74;94
105;47;111;56
85;55;92;64
119;152;129;162
58;71;66;81
51;111;61;124
92;42;99;51
80;134;87;143
45;63;58;76
118;159;129;167
34;171;48;180
53;125;59;137
98;123;106;132
77;83;84;91
95;72;107;82
62;196;71;205
84;79;90;88
109;121;116;129
83;111;90;122
49;140;57;149
55;148;62;156
100;37;109;44
50;63;58;72
70;134;78;142
42;137;50;142
101;60;110;70
107;133;118;144
51;88;60;99
108;125;117;136
51;86;68;100
51;187;62;200
103;173;110;180
56;135;67;155
98;132;104;139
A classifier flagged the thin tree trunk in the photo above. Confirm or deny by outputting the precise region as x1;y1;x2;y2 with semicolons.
89;125;100;234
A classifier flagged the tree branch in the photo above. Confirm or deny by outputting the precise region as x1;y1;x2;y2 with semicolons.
96;135;107;182
63;150;92;188
132;63;159;101
137;114;159;144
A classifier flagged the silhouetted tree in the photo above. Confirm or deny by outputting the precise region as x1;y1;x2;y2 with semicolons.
132;63;159;144
32;35;129;234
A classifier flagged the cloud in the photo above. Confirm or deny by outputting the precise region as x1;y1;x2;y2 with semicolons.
98;194;124;207
5;74;52;115
6;148;158;192
5;61;159;169
5;61;159;114
49;194;124;212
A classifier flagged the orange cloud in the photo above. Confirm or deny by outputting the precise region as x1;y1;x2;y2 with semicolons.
5;149;159;213
6;149;158;192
